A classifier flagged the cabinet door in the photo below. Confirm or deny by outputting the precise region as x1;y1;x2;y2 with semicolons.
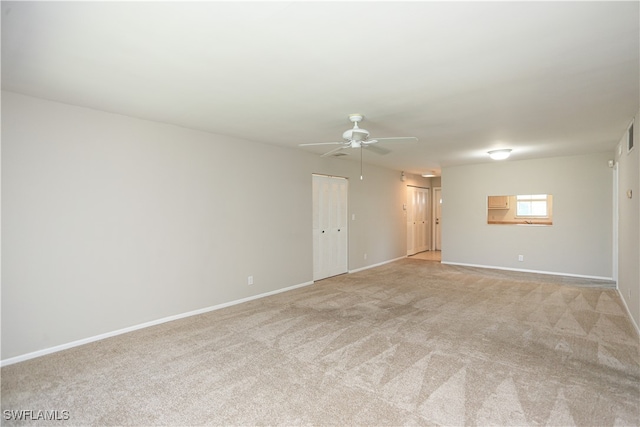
488;195;510;209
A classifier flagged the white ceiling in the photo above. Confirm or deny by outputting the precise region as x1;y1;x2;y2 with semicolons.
2;1;638;175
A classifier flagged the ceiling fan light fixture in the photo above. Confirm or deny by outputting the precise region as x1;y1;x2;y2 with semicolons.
350;128;369;141
488;149;512;160
422;171;436;177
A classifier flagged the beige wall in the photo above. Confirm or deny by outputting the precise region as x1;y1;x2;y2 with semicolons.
1;91;419;361
441;153;614;279
615;108;639;330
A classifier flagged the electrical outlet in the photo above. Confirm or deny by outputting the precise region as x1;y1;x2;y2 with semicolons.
364;253;367;260
248;276;254;285
518;255;524;262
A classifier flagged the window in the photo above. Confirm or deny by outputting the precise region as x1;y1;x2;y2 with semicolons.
516;194;548;217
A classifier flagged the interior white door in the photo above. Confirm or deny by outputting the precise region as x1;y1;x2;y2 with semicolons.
407;186;416;255
313;174;348;281
416;188;429;253
407;186;429;255
434;187;442;251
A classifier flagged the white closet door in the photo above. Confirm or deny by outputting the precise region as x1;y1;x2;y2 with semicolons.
313;175;348;281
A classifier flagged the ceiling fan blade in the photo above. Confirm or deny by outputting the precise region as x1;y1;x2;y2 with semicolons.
299;141;344;146
373;136;418;143
363;144;391;155
321;146;348;157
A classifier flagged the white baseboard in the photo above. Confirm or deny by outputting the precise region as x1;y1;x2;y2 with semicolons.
348;256;407;274
441;261;615;283
617;287;640;337
0;280;315;367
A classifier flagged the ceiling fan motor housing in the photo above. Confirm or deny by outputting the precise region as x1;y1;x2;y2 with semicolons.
343;128;369;141
349;113;364;123
344;114;369;142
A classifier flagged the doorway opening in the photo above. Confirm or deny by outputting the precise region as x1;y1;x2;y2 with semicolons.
407;186;429;256
408;186;442;262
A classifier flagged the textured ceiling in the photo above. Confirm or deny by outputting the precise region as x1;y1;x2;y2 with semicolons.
2;1;638;175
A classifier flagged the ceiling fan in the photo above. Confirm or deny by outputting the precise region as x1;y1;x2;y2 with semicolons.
299;113;418;157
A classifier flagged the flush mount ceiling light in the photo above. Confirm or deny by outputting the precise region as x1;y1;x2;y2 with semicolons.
422;171;436;177
488;149;512;160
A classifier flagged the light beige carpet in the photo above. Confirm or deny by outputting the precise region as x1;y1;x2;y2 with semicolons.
2;259;639;426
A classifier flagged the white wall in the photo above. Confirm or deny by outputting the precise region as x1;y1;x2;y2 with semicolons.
441;153;614;279
1;91;416;361
615;108;639;330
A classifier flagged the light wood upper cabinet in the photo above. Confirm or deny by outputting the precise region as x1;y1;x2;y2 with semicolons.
488;195;510;209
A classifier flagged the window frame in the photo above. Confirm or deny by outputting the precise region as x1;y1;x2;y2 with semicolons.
515;194;549;218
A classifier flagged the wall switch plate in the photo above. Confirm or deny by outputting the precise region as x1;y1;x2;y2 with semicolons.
248;276;254;285
518;255;524;262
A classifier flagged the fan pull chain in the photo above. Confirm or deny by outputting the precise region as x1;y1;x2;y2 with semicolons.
360;146;363;180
